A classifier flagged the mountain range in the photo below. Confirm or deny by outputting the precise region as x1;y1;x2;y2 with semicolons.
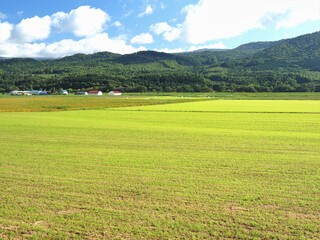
0;31;319;93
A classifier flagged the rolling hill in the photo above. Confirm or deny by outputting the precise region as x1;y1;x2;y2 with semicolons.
245;31;320;70
0;31;319;93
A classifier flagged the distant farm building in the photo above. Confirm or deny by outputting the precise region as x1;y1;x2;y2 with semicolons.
75;91;88;95
59;90;68;95
10;90;52;96
88;90;103;96
28;90;42;95
108;91;122;96
10;91;31;96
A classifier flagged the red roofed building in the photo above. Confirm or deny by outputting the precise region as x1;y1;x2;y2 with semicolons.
88;90;103;96
108;91;122;96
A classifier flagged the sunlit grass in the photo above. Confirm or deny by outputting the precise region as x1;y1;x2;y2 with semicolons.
0;100;319;238
125;100;320;113
0;95;204;112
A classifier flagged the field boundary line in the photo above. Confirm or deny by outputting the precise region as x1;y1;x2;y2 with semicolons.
111;109;320;114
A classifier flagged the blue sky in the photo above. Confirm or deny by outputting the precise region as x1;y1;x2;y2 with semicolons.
0;0;319;58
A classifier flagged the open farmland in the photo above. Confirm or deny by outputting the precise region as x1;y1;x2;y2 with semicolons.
0;99;319;239
0;95;205;112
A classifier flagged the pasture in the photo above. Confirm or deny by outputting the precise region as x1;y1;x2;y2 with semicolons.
0;95;204;112
0;98;319;239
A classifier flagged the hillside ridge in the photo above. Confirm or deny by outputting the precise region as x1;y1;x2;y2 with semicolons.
0;31;319;93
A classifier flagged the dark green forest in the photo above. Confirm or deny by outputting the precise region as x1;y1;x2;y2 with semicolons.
0;31;319;93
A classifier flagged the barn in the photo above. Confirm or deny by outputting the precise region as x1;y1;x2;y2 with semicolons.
75;91;88;95
59;90;68;95
108;91;122;96
88;90;103;96
10;91;31;96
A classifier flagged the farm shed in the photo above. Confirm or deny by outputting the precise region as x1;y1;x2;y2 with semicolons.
75;91;88;95
10;91;31;96
28;90;42;95
88;90;103;95
59;90;68;95
108;91;122;96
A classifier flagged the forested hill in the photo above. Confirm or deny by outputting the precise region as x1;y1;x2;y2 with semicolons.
244;32;320;70
0;31;320;93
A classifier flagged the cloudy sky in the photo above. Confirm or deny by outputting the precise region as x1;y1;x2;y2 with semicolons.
0;0;319;58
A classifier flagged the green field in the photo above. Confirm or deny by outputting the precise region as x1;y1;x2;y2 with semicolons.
125;92;320;100
0;98;319;239
0;95;205;112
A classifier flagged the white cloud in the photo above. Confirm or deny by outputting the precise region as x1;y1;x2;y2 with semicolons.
182;0;320;44
52;6;110;37
122;10;134;18
160;3;167;10
112;21;122;27
0;5;151;58
150;22;181;42
130;33;153;44
153;47;185;53
0;33;146;58
208;41;228;49
150;22;172;35
188;41;228;51
145;5;153;15
0;42;46;58
0;22;13;42
275;1;320;29
163;28;181;42
0;6;148;58
17;11;24;16
13;16;51;42
0;12;7;20
44;33;143;57
51;12;68;29
138;5;153;17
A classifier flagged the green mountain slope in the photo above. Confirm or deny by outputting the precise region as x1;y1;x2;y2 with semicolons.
115;50;195;66
246;31;320;70
175;40;281;66
0;31;319;93
58;51;121;62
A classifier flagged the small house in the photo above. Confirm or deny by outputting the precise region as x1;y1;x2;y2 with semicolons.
108;91;122;96
28;90;42;95
58;90;68;95
10;91;21;95
10;91;31;96
88;90;103;96
75;91;88;95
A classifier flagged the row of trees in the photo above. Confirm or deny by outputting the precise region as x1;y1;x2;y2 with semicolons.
1;71;320;93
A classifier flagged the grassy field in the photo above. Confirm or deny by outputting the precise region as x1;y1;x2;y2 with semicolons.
0;98;319;239
124;100;320;113
0;95;206;112
0;92;319;113
125;92;320;100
